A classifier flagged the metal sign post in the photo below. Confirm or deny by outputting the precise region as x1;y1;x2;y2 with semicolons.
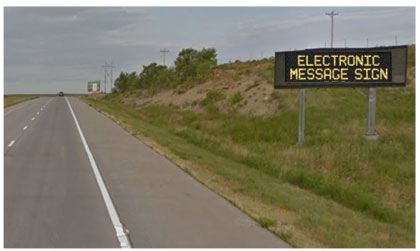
365;87;379;140
274;46;407;143
297;89;305;144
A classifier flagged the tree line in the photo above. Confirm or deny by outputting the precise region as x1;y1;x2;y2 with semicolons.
114;48;217;93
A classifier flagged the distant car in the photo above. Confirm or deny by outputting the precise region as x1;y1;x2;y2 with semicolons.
58;92;64;96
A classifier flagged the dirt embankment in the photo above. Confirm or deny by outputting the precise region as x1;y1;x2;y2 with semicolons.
121;59;285;116
119;52;416;117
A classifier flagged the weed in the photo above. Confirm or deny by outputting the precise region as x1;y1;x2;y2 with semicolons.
229;91;244;105
258;217;277;228
200;90;226;106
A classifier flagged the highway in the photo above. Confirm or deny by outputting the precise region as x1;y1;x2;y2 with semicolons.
4;96;290;248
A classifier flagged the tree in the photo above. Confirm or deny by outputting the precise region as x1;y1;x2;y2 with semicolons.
114;48;218;93
139;63;174;89
114;72;129;92
114;72;140;92
174;48;217;82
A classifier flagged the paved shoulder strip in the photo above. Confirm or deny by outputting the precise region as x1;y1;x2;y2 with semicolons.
65;97;132;248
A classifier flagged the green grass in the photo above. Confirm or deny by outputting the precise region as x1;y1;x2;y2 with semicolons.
82;86;414;248
200;90;226;106
258;217;277;228
4;95;40;108
229;91;244;105
80;46;415;247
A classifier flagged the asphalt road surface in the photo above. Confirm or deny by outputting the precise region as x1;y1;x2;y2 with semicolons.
4;96;290;248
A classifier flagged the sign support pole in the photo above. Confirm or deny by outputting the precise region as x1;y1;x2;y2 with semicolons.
365;87;379;140
298;89;305;145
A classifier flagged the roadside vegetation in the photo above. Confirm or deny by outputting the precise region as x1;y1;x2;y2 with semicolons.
82;45;415;248
113;48;217;94
4;95;39;108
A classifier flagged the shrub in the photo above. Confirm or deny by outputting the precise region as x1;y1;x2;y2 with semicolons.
258;217;277;228
114;48;218;94
200;90;226;106
175;48;217;83
139;63;175;90
114;72;140;92
229;91;244;105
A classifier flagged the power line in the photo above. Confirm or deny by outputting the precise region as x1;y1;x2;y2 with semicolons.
326;10;339;48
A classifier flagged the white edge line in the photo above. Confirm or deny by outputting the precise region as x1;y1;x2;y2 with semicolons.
31;117;35;120
8;140;15;148
23;126;28;130
65;97;131;248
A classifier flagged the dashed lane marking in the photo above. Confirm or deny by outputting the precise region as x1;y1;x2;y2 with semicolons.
8;140;15;148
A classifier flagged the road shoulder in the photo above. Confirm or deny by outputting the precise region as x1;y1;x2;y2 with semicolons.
70;97;290;248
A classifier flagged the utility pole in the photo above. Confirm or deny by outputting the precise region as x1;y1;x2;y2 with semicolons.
109;61;115;92
160;48;169;66
102;62;116;93
395;36;398;45
102;61;107;93
344;39;347;48
326;10;339;48
366;39;369;47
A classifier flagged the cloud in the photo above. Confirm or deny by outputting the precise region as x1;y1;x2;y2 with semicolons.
5;7;153;40
4;7;415;94
233;7;413;39
235;15;327;38
339;7;414;22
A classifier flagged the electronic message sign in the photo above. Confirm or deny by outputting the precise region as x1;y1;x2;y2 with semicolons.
88;80;101;92
274;46;407;88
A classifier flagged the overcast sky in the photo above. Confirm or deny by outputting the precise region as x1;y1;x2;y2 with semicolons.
4;7;415;94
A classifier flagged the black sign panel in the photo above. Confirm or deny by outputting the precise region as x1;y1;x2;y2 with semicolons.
274;46;408;88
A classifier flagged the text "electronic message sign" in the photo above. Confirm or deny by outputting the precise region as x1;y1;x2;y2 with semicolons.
274;46;407;88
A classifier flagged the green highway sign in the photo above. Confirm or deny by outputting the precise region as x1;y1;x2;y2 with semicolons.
88;80;101;92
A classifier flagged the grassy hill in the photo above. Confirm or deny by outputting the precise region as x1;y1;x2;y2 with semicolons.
82;45;415;247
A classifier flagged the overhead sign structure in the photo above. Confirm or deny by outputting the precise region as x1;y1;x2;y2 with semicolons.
88;80;101;92
274;46;408;89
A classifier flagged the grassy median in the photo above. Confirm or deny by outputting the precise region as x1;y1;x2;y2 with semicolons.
4;95;39;108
